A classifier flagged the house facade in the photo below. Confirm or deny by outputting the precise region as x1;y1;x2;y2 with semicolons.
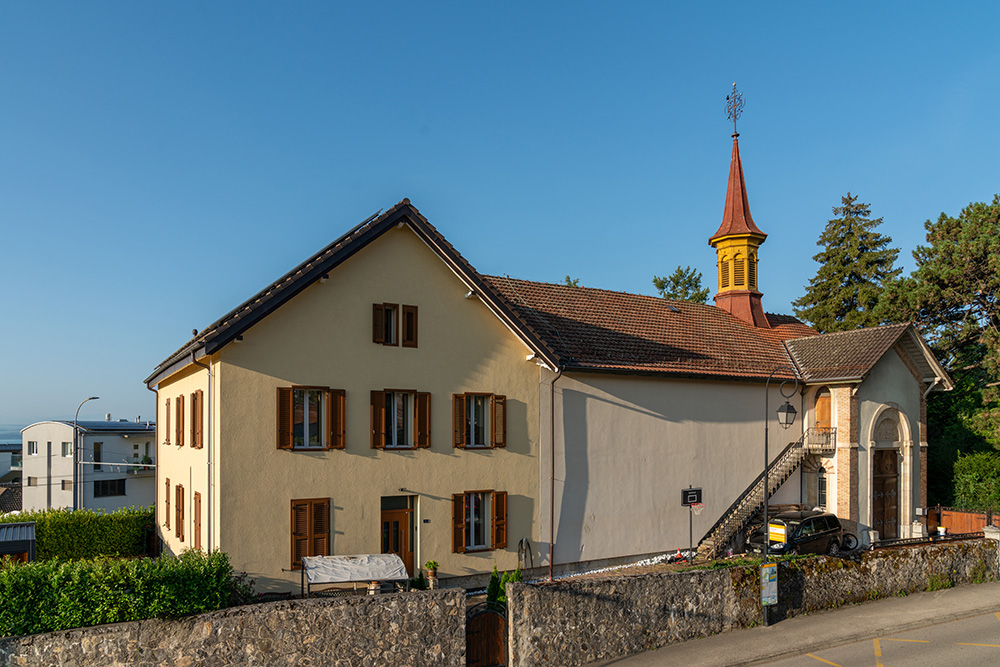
20;418;156;512
146;136;950;591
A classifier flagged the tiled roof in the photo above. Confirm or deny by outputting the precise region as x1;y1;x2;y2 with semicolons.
784;323;911;382
482;276;816;380
0;484;22;515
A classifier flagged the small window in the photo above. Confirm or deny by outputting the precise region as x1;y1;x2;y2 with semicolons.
453;394;507;448
175;396;185;446
720;258;730;289
371;390;430;449
61;479;73;492
190;390;204;449
373;303;399;345
28;441;38;456
818;467;827;508
452;490;507;553
26;476;37;487
276;387;346;450
61;442;73;457
164;399;171;445
175;484;185;541
94;478;126;497
93;442;103;471
291;498;330;569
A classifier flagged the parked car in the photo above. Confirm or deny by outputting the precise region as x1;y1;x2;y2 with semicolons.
747;510;857;556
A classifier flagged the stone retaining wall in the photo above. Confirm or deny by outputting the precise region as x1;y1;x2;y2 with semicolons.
0;589;465;667
508;540;1000;667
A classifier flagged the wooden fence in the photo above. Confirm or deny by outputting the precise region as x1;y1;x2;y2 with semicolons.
927;506;1000;534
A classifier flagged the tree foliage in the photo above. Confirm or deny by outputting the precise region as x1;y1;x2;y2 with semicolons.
953;451;1000;510
652;266;709;303
563;276;580;287
793;193;900;332
876;195;1000;503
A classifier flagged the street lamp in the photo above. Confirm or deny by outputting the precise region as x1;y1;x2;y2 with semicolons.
74;396;99;510
763;368;799;626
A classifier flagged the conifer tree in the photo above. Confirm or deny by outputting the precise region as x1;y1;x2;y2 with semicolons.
652;266;709;303
793;193;900;332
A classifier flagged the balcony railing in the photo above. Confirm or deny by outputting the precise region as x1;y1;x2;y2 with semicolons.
10;454;22;470
804;427;837;452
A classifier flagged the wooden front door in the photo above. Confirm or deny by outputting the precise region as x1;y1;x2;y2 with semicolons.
381;509;413;576
872;449;899;539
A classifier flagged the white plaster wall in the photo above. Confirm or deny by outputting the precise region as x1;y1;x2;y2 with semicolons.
81;430;156;512
20;423;75;511
540;371;803;564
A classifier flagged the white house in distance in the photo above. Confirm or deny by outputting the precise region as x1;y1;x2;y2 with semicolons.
21;416;156;512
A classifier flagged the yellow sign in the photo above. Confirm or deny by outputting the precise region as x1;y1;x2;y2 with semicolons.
768;522;786;544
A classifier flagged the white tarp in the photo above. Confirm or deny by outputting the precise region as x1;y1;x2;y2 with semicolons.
301;554;409;585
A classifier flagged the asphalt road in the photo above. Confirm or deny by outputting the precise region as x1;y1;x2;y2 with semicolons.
767;611;1000;666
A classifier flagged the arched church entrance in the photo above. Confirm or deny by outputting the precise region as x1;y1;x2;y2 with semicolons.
872;414;901;539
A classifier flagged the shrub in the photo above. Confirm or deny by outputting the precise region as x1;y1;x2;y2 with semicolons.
953;451;1000;510
0;550;238;636
0;506;153;561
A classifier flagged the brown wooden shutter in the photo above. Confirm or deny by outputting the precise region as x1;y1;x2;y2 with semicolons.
165;478;170;528
164;399;171;445
491;395;506;448
328;389;346;449
176;485;185;542
312;498;330;557
276;388;293;449
453;394;466;448
192;390;204;449
193;492;202;550
370;391;386;449
291;500;309;569
176;396;185;446
452;493;466;553
415;392;431;448
373;304;385;343
402;305;418;347
492;490;508;550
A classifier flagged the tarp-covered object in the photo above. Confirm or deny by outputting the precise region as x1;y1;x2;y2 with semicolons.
302;554;408;585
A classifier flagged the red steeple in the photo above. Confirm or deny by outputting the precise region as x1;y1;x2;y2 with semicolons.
709;135;767;244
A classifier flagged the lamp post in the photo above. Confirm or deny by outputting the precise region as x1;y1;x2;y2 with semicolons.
74;396;99;510
762;368;799;626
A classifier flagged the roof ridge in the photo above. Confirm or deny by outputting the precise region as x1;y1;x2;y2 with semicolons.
481;274;699;309
791;321;910;341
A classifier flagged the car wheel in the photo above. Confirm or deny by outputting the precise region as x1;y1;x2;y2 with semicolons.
826;541;840;557
842;533;858;550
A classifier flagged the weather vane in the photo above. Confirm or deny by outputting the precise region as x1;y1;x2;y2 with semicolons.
726;82;744;136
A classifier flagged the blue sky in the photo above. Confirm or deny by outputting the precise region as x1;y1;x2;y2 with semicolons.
2;2;999;425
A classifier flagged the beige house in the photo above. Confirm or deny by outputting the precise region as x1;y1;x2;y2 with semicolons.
146;136;950;591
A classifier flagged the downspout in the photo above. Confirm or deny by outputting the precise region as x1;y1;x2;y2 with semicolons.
191;352;213;552
145;384;158;532
547;367;562;582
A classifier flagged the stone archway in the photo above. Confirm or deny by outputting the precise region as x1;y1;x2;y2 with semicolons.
871;411;901;539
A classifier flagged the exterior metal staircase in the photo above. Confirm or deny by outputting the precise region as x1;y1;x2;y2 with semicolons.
696;427;836;561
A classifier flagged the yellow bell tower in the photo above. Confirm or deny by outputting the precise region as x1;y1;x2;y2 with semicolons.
708;132;770;328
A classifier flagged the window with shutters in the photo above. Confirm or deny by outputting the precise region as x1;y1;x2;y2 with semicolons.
720;257;730;289
402;305;418;347
748;253;758;289
372;303;398;345
276;387;346;450
165;478;170;528
175;484;185;541
290;498;330;569
193;492;202;551
61;479;73;492
370;390;430;449
164;398;171;445
190;390;204;449
453;393;507;448
175;395;185;446
452;490;507;553
734;255;745;287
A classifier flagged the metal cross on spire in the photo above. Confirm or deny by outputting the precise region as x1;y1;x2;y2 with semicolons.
726;83;744;137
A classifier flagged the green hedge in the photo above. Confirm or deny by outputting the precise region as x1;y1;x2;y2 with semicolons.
954;451;1000;510
0;550;241;636
0;506;152;561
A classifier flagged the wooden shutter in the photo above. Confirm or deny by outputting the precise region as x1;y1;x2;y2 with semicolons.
402;305;418;347
176;485;185;542
452;493;467;553
327;389;346;449
491;395;506;448
453;394;466;448
193;492;202;551
176;396;185;446
192;390;204;449
492;490;508;550
370;391;386;449
276;388;293;449
312;498;330;557
164;399;171;445
415;392;431;448
291;500;309;569
373;304;385;343
165;478;170;528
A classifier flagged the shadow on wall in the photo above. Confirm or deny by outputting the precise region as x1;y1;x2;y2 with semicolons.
556;388;588;564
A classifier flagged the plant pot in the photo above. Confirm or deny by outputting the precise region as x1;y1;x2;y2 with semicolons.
427;569;438;590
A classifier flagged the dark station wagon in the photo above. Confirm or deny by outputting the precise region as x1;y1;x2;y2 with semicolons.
747;510;857;556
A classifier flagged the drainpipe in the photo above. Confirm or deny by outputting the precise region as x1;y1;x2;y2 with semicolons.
146;384;158;532
191;352;213;552
547;367;562;581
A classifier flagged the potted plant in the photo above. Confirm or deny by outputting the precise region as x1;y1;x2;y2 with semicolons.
140;455;153;471
424;560;439;589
